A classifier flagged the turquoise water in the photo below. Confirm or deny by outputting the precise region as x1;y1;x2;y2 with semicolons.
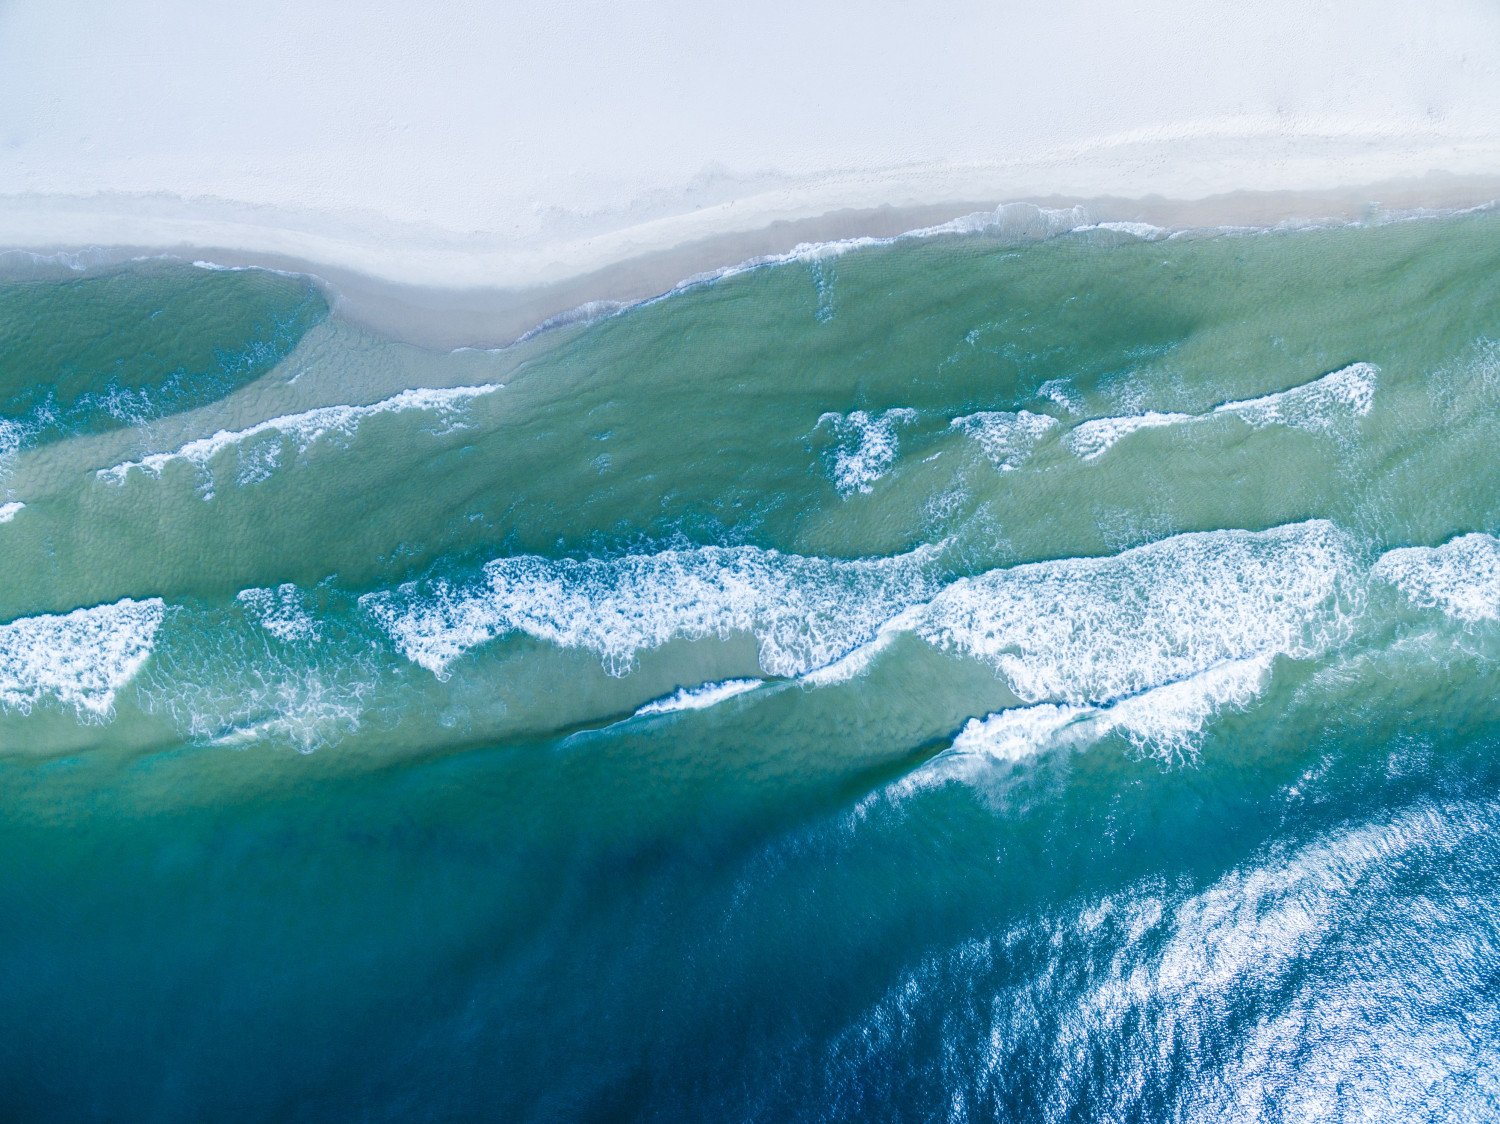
3;213;1500;1119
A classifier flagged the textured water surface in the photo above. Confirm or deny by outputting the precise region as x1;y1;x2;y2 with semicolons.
3;214;1500;1121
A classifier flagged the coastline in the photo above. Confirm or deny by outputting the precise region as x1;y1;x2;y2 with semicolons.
4;169;1499;351
5;0;1499;349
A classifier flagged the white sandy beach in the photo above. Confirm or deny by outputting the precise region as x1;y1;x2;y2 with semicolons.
2;0;1499;342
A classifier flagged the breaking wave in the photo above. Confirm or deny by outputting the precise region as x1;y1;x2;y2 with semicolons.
635;678;763;717
360;544;945;679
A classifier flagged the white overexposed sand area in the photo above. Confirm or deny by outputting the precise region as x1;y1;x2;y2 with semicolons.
2;0;1499;343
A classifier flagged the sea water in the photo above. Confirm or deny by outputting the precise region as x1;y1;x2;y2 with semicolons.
2;212;1499;1120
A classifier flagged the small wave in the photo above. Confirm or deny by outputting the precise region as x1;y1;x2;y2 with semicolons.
0;598;166;719
0;502;23;523
514;204;1099;344
1080;221;1171;239
1373;533;1500;623
1090;653;1274;756
634;678;762;716
362;544;944;680
0;248;104;275
1061;363;1378;462
798;603;931;687
1065;411;1196;461
818;408;918;495
689;203;1093;287
97;383;503;497
950;410;1059;471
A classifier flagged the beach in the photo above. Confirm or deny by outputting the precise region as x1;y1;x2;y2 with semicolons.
4;0;1500;343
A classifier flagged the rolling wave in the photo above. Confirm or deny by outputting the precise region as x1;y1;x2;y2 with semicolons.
97;383;503;497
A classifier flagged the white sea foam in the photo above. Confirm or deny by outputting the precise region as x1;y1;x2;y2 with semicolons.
917;520;1358;706
365;519;1358;731
1062;363;1378;462
0;502;24;523
1037;379;1083;415
237;584;322;643
203;680;365;752
941;653;1275;771
362;544;943;679
1082;221;1170;239
0;597;166;718
1373;533;1500;623
1065;411;1196;460
0;420;25;460
1088;653;1275;755
634;678;762;716
798;603;931;687
1214;362;1377;433
0;411;52;470
950;410;1059;471
818;408;917;495
949;703;1088;764
97;383;503;496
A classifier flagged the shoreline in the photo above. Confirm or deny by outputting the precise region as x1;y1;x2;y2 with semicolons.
4;172;1499;351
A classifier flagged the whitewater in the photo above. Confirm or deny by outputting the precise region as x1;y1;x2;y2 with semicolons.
2;207;1499;1122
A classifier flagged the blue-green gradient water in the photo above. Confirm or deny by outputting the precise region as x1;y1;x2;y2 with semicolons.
3;211;1500;1120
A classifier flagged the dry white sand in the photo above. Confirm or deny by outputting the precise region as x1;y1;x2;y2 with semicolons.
2;0;1499;341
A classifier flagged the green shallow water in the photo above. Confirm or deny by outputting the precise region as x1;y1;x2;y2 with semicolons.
2;213;1500;1120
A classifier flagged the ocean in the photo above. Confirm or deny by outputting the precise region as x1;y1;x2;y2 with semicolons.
2;209;1499;1120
